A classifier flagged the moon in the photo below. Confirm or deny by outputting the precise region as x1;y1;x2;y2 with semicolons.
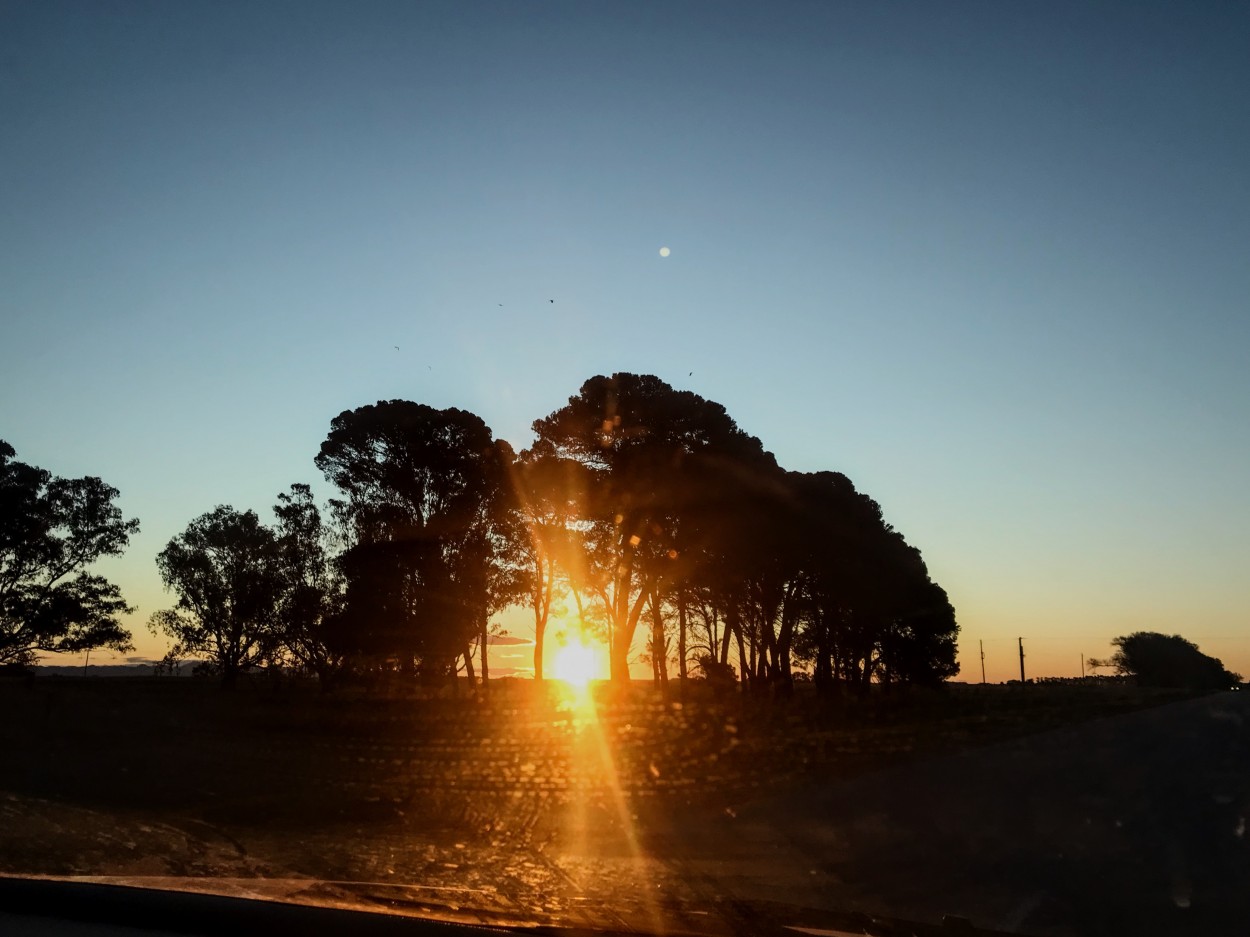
659;246;671;258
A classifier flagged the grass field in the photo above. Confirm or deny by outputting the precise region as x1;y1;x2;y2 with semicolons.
0;676;1201;931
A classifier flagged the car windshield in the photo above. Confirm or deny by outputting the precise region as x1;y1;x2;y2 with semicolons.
2;3;1248;936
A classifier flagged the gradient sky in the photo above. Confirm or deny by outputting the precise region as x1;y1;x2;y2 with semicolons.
3;1;1248;681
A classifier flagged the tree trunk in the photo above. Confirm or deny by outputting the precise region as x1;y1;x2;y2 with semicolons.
480;619;489;689
720;603;737;666
813;610;832;694
677;597;688;682
532;556;553;682
649;588;667;687
734;620;749;689
533;624;545;682
610;576;651;682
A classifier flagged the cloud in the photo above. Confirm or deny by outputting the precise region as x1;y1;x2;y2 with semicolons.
487;634;534;646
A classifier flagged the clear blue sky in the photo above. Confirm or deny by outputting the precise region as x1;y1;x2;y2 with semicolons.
3;0;1247;680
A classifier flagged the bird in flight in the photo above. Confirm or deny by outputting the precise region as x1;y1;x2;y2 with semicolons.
549;299;554;303
394;346;400;351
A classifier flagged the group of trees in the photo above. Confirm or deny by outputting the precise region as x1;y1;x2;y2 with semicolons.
519;375;959;691
143;374;959;692
2;374;963;691
11;386;1246;697
148;493;344;687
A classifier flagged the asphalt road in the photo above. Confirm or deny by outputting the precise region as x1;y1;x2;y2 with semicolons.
655;690;1250;936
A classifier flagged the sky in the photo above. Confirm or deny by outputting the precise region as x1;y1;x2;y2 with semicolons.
3;0;1248;681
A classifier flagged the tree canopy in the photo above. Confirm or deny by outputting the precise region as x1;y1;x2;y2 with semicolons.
0;440;139;666
272;483;347;685
315;401;520;684
146;375;960;692
1111;631;1240;691
531;373;780;681
150;506;284;686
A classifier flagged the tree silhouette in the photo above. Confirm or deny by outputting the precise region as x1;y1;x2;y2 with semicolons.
150;506;283;686
1111;632;1239;691
507;445;592;681
0;440;139;666
672;454;793;689
272;483;346;686
315;401;518;686
125;377;962;693
784;471;958;693
531;373;777;682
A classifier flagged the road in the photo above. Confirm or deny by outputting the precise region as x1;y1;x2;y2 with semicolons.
653;690;1250;935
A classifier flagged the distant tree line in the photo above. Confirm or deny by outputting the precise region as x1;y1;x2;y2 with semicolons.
144;373;958;693
1;373;961;692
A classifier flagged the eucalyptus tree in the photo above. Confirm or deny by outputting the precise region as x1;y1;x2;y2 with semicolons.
150;506;283;686
0;440;139;666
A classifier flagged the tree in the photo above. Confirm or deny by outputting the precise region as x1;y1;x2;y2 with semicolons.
315;401;519;686
787;471;958;693
272;483;346;686
150;506;283;686
0;440;139;666
531;373;776;681
1110;632;1240;691
506;446;590;681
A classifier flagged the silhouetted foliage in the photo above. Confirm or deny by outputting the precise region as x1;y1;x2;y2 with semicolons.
0;440;139;665
700;468;958;695
315;401;519;685
531;373;778;682
1111;631;1240;691
139;376;959;692
272;484;347;686
506;447;592;681
150;506;283;687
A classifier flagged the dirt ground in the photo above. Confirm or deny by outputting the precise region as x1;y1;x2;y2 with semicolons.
1;677;1237;935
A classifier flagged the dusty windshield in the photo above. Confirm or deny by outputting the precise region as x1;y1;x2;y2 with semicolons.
2;3;1248;936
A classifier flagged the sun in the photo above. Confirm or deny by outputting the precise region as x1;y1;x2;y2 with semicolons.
551;641;599;688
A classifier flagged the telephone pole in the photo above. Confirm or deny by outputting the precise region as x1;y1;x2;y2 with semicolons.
1018;636;1026;683
979;640;986;684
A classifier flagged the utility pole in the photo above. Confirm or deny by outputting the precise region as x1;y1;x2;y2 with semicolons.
980;640;986;684
1018;637;1026;683
1080;654;1085;679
